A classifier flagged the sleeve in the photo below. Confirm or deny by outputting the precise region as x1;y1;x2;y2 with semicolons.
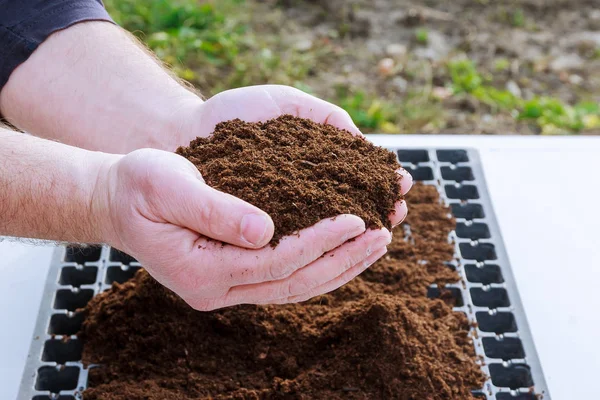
0;0;115;93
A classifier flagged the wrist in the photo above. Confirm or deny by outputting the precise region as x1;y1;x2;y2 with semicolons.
87;152;124;247
126;95;204;153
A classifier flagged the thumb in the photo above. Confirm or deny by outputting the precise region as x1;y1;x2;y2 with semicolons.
137;150;275;248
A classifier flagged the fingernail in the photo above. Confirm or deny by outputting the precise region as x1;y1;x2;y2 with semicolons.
392;201;408;228
397;168;413;184
397;167;411;177
241;213;269;246
397;168;414;193
352;123;364;137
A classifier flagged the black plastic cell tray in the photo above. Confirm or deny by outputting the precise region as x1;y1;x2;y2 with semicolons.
18;148;550;400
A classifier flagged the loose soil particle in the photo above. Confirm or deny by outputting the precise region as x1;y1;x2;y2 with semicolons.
175;115;402;245
81;184;486;400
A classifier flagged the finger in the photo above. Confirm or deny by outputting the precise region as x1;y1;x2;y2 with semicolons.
189;215;367;289
268;246;388;305
146;153;275;248
263;85;364;136
184;246;386;311
221;228;391;306
199;85;363;137
397;167;413;195
168;215;366;297
388;168;412;227
230;215;366;284
167;182;274;248
389;200;408;227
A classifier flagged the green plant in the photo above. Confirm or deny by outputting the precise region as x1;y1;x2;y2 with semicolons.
448;59;485;93
511;8;525;27
519;98;600;134
447;59;600;134
494;58;510;72
448;59;521;110
449;59;519;110
104;0;247;81
102;0;445;134
104;0;329;96
335;87;398;132
415;28;429;45
333;85;443;134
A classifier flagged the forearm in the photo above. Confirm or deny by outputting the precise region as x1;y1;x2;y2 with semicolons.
0;126;114;242
0;21;203;153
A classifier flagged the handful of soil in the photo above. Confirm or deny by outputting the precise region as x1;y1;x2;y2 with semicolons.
176;115;402;245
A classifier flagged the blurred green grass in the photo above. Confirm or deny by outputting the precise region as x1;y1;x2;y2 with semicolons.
449;59;600;134
105;0;327;90
105;0;599;134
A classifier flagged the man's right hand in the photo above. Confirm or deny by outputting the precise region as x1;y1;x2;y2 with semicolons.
95;149;393;310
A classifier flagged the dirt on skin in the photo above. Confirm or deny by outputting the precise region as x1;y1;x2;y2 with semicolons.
176;115;402;245
80;184;486;400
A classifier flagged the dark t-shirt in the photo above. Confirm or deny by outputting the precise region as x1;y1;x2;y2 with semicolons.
0;0;114;93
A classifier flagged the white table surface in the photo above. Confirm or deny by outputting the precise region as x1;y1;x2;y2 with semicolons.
2;135;599;400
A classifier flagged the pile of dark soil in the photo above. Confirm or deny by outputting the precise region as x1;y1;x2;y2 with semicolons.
176;115;401;245
81;183;485;399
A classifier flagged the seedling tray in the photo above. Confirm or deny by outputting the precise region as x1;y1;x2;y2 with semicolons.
18;148;549;400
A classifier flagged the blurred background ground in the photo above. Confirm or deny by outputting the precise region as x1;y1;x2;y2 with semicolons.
105;0;600;134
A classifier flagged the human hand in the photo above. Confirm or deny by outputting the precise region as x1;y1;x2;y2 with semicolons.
95;149;394;310
184;85;413;226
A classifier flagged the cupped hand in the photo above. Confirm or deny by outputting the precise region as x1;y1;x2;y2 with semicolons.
96;149;393;310
187;85;413;225
97;85;412;310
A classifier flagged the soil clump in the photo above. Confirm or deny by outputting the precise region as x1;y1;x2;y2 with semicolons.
176;115;402;245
